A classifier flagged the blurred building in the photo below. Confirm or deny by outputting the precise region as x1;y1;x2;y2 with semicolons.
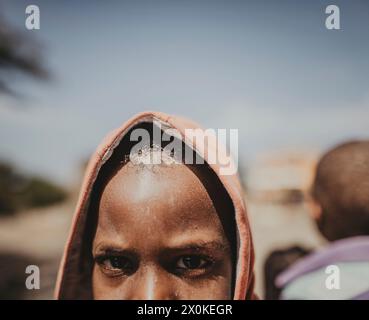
246;150;318;204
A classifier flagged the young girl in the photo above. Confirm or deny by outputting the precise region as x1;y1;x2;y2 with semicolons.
55;111;256;300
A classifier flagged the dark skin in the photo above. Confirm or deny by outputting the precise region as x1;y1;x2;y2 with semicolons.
92;163;233;300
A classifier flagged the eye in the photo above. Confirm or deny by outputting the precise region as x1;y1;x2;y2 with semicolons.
96;255;136;276
176;255;211;270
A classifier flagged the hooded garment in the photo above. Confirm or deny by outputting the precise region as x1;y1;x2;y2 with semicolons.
55;111;256;300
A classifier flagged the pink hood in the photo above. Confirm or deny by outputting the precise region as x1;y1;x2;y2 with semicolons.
55;111;256;299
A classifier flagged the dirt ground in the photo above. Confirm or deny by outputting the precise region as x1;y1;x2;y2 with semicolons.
0;197;75;299
0;193;325;299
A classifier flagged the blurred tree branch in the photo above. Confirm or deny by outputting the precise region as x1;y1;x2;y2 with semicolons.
0;14;49;96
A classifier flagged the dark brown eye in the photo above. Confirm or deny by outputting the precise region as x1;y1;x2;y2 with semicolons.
176;255;209;269
99;256;135;273
110;256;131;269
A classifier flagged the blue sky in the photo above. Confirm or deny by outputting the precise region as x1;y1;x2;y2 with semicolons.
0;0;368;185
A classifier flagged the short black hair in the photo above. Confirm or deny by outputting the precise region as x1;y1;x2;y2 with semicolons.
312;140;369;241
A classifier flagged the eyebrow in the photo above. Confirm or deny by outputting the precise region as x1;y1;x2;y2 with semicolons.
93;240;229;256
93;243;133;257
164;240;229;252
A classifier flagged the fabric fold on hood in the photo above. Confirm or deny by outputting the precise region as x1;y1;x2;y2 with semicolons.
55;111;256;300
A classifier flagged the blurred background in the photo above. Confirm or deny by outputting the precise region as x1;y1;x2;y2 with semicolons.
0;0;368;299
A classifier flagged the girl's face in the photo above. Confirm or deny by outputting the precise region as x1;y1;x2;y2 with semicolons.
92;163;233;299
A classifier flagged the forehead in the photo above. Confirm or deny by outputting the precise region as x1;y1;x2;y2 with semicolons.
95;163;226;246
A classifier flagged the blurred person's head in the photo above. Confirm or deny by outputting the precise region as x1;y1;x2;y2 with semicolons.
310;140;369;241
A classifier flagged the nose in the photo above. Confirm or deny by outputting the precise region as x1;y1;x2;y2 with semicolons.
128;267;178;300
